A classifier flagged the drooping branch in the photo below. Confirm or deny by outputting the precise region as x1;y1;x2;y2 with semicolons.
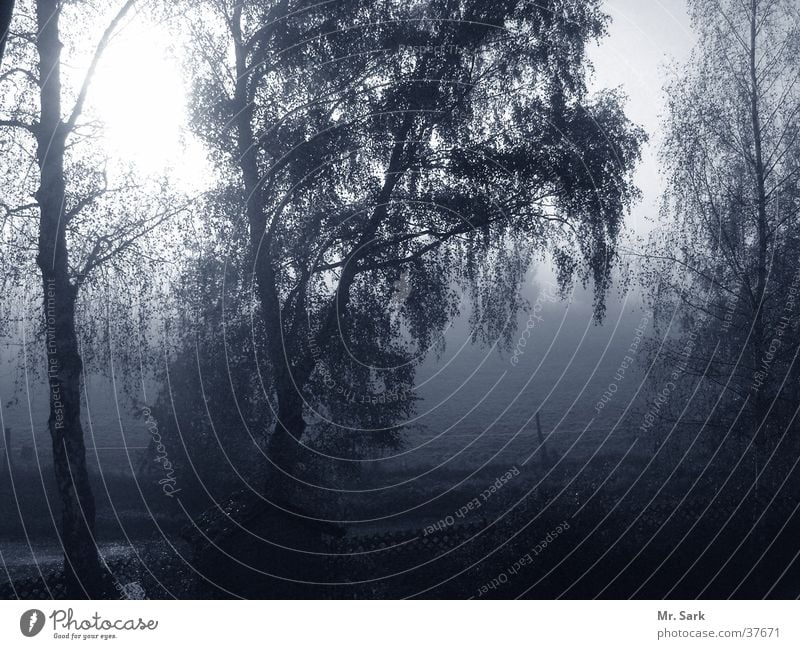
76;195;201;282
0;117;36;133
65;0;137;134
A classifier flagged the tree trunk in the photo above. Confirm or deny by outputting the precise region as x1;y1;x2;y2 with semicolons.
0;0;14;67
266;386;306;504
748;0;769;444
231;5;320;505
35;0;106;598
42;276;106;597
228;6;414;505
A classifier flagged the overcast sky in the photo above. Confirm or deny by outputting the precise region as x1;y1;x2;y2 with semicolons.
590;0;696;235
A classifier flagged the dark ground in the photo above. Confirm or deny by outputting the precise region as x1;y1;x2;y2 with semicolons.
3;437;799;599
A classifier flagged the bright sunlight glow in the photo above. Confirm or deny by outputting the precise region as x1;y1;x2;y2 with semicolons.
87;12;210;190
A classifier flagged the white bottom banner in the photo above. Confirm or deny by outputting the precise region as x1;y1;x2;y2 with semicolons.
1;601;796;648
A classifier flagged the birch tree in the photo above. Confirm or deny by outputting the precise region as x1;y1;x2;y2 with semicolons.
0;0;180;597
644;0;800;454
187;0;645;506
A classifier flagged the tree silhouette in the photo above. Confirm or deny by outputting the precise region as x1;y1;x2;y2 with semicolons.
643;0;800;455
0;0;184;597
185;0;645;506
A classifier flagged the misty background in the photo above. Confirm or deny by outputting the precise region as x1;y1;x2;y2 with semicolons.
0;0;692;474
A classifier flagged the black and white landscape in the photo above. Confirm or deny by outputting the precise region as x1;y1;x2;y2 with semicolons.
1;0;800;599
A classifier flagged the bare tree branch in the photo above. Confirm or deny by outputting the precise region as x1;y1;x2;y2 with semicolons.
64;0;137;134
